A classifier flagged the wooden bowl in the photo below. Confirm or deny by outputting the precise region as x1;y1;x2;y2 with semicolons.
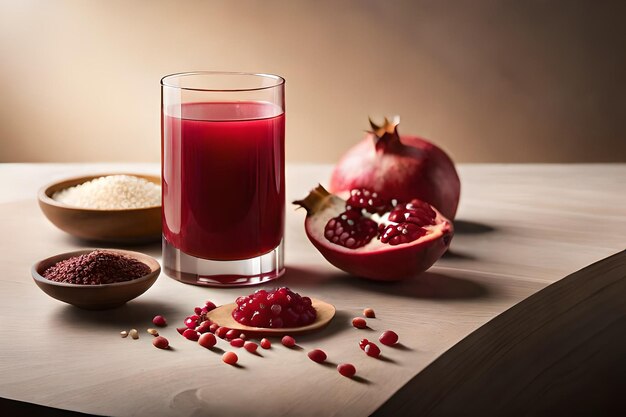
38;173;161;243
31;249;161;310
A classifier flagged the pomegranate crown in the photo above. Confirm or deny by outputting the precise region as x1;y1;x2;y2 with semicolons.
368;116;403;152
292;184;332;215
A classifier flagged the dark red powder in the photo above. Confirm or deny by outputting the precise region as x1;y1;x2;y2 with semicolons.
43;250;151;285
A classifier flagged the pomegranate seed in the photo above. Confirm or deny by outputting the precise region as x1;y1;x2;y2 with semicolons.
182;329;200;341
359;338;370;350
281;335;296;348
337;363;356;378
239;333;247;340
364;342;381;358
260;338;271;349
215;327;229;338
209;323;219;333
198;333;217;349
152;336;169;349
152;315;167;327
195;321;212;334
324;210;378;249
184;315;199;329
230;338;245;348
205;301;217;311
346;188;390;214
176;327;187;335
363;308;376;318
244;342;258;353
222;351;238;365
379;330;399;346
307;349;327;363
226;329;239;340
194;306;202;315
352;317;367;329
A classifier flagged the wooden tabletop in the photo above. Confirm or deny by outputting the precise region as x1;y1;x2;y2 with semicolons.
0;163;624;416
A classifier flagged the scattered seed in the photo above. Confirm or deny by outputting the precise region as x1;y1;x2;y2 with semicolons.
226;329;239;340
153;336;169;349
195;321;212;334
359;338;370;350
222;351;238;365
120;331;128;338
239;333;247;340
337;363;356;378
363;308;376;318
379;330;399;346
215;327;229;338
147;328;159;336
194;306;203;315
307;349;327;363
182;329;200;341
260;338;271;349
230;338;245;348
198;333;217;349
352;317;367;329
129;329;139;340
364;342;381;358
244;342;258;353
209;323;219;333
152;315;167;327
281;335;296;348
176;327;187;335
184;315;199;329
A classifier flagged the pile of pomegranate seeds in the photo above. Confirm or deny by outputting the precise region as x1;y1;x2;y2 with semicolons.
325;188;438;249
43;250;150;285
232;287;317;328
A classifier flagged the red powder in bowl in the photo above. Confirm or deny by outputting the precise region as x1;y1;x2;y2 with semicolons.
43;250;151;285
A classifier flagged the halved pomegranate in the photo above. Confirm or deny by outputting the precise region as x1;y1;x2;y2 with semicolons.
294;185;453;281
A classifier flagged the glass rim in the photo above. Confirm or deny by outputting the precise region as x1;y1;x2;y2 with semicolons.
160;71;285;92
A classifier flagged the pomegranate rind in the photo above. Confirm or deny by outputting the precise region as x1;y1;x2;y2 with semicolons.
329;132;461;220
301;191;453;281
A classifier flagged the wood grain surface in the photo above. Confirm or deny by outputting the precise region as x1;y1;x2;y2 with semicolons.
0;163;624;417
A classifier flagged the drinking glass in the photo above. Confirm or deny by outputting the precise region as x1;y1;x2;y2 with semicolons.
161;72;285;286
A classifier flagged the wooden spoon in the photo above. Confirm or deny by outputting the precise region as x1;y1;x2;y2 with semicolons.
205;298;336;337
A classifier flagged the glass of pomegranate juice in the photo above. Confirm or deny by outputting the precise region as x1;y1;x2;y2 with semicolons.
161;72;285;286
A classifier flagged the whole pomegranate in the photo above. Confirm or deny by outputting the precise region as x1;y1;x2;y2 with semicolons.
329;117;461;219
294;185;453;281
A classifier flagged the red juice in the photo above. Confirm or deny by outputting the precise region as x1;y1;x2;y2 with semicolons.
162;102;285;261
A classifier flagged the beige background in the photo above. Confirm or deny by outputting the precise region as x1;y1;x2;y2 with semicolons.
0;0;624;163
